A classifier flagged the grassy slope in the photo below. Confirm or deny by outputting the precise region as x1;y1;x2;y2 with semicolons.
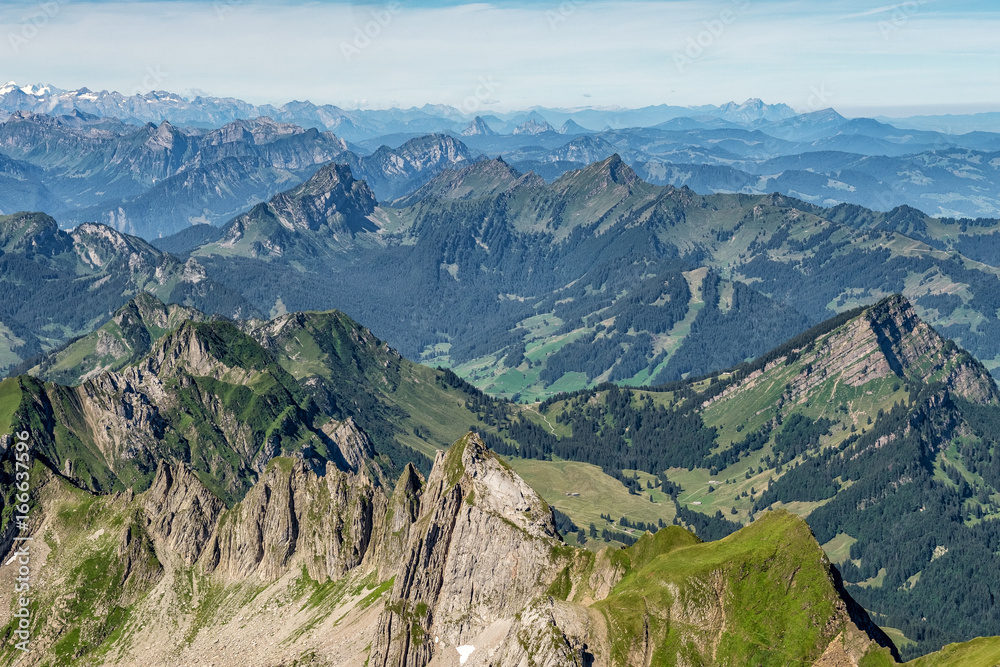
593;510;897;666
906;637;1000;667
507;458;677;544
257;309;509;462
448;266;711;401
30;293;204;385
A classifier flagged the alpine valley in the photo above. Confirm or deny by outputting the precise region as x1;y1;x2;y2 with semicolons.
3;86;1000;666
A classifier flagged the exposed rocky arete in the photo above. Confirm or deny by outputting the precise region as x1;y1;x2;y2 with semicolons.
703;294;999;410
0;432;918;666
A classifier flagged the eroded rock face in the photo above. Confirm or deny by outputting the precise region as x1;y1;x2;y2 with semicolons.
143;461;224;565
368;433;563;667
866;295;997;404
18;432;905;667
322;417;377;472
202;458;389;582
705;295;998;410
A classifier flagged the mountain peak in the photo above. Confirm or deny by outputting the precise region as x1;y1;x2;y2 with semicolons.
512;117;555;135
460;115;496;136
705;294;998;415
558;118;589;135
864;295;998;403
214;162;378;254
549;153;644;204
428;432;557;538
277;162;378;227
393;156;540;205
715;98;796;123
585;153;637;183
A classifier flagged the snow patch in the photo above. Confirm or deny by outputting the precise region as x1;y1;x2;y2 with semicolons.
456;645;475;664
20;84;51;96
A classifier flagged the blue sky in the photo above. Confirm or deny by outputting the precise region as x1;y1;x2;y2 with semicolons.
0;0;997;115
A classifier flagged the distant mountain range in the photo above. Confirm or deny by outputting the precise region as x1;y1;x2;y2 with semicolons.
0;81;803;137
8;154;1000;410
5;85;1000;236
0;111;473;237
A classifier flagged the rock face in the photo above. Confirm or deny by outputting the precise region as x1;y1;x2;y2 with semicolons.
143;461;224;565
705;294;999;410
865;295;998;403
369;432;564;667
321;417;377;472
207;458;394;582
216;162;379;256
19;314;347;501
264;162;378;234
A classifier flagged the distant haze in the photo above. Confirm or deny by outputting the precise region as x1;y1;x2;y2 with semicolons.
0;0;998;114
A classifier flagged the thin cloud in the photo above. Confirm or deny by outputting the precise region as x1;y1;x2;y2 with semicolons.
0;0;996;114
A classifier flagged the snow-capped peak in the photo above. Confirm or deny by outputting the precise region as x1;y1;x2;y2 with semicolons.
0;81;17;95
19;84;51;96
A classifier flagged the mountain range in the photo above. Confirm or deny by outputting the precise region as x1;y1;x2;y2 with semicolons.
4;291;1000;663
8;152;1000;409
6;85;1000;240
0;83;799;138
182;155;1000;400
0;111;475;237
7;85;1000;665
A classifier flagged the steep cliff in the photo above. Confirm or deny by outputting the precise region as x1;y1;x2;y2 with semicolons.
369;433;564;667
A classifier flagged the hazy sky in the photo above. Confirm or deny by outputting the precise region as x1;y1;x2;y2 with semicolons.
1;0;997;114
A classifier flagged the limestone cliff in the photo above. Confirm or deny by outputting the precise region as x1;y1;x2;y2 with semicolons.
369;432;564;667
143;460;224;565
202;457;387;582
704;294;998;411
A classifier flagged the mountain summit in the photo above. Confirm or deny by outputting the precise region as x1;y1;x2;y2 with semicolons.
512;117;556;135
460;115;496;136
207;162;378;260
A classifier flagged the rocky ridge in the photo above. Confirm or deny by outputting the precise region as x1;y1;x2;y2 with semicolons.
703;295;999;411
0;432;906;666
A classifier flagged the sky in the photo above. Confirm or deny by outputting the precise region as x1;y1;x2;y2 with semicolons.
0;0;998;115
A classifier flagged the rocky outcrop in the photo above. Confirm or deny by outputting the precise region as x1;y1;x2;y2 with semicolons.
116;515;165;604
368;433;564;667
866;295;997;404
705;295;998;410
18;432;910;667
202;458;389;582
372;462;423;578
322;417;377;472
143;461;224;565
